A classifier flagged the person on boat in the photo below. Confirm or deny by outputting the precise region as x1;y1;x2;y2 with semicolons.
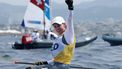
26;0;75;69
31;29;41;42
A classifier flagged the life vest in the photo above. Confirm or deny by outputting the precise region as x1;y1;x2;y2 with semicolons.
53;37;76;64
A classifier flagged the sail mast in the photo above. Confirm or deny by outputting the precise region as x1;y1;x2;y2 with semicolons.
42;0;46;39
42;0;51;39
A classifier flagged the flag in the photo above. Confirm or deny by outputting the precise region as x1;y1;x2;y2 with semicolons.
44;0;51;30
31;0;44;10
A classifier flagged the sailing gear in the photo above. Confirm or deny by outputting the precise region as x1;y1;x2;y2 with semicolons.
52;36;76;64
52;16;65;25
22;34;32;44
65;0;74;10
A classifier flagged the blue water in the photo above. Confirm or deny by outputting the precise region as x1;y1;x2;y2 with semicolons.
0;34;122;69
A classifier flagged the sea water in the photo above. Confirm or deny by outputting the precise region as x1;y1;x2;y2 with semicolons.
0;34;122;69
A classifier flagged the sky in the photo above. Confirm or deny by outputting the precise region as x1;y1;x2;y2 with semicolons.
0;0;96;6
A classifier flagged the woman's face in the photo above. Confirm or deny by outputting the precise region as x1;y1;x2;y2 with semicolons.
53;23;66;35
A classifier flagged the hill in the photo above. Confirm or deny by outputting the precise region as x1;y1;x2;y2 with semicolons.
0;2;122;24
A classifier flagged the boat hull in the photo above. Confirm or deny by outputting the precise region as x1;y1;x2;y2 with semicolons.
12;36;97;49
102;34;122;46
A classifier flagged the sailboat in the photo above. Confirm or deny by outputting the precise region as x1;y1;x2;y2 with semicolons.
12;0;97;49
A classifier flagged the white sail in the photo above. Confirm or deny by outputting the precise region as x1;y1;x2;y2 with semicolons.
21;0;51;31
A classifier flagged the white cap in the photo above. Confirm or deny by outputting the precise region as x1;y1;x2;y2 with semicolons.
33;29;38;32
52;16;65;25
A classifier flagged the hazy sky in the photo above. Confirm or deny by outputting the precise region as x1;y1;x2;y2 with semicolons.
0;0;95;6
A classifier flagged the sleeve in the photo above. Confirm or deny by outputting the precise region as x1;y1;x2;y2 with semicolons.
63;10;74;44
